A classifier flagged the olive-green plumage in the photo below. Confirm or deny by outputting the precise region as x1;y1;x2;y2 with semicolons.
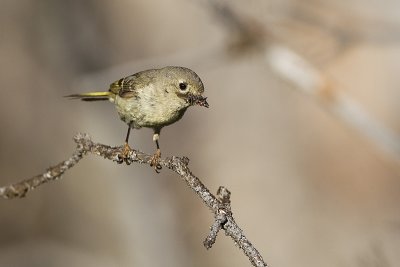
67;66;208;170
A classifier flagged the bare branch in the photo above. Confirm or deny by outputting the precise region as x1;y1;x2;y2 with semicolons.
0;133;269;267
0;135;87;199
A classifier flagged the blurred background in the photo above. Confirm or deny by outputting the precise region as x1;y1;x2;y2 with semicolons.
0;0;399;266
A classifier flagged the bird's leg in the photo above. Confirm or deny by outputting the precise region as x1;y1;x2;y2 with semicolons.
121;122;133;164
150;131;162;173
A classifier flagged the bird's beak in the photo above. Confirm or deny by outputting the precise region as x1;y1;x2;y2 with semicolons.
188;94;209;108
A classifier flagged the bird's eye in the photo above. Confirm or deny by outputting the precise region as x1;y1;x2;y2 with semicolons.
179;82;188;91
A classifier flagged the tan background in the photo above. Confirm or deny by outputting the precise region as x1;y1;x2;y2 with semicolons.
0;0;399;266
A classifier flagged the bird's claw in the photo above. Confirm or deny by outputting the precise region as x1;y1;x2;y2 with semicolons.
150;149;162;173
118;143;133;165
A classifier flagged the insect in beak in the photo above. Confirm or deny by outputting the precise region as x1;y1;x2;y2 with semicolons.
187;94;209;108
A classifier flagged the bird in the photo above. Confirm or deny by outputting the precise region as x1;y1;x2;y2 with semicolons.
67;66;209;171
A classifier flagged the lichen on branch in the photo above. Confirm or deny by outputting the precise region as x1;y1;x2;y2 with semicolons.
0;133;268;267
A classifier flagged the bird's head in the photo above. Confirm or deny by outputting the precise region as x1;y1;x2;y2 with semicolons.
161;66;209;109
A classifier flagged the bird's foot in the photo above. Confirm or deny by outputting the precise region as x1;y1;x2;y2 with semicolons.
118;142;133;165
150;149;162;173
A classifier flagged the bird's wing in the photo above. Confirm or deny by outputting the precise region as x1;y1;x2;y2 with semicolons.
109;70;157;99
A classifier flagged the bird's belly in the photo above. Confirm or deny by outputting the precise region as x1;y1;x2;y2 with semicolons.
114;96;186;129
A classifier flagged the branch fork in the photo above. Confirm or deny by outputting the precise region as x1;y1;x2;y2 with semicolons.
0;133;268;267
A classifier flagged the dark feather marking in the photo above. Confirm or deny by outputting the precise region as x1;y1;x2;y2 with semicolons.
80;98;109;101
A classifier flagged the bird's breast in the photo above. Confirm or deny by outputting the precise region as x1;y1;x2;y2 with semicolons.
114;93;187;128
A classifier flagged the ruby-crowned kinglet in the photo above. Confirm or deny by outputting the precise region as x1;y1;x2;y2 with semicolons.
67;66;209;171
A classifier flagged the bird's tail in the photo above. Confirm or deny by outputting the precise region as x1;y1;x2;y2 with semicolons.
65;91;113;101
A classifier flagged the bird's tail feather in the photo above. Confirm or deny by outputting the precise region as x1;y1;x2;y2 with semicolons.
65;91;112;101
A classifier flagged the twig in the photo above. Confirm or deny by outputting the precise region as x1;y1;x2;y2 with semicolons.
0;133;268;267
